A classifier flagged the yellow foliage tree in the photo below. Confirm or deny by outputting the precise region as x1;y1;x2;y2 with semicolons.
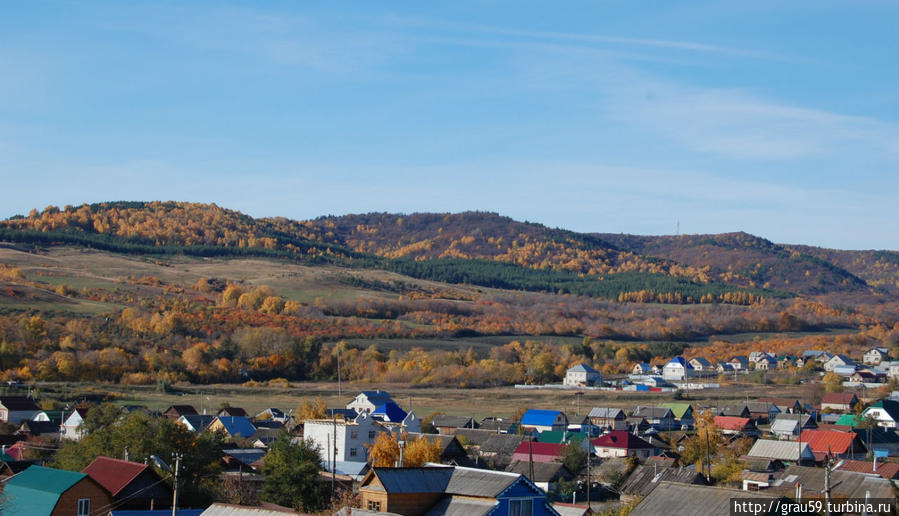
294;396;328;422
403;436;442;467
367;432;400;467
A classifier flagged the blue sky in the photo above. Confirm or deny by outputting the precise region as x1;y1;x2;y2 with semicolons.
1;1;897;249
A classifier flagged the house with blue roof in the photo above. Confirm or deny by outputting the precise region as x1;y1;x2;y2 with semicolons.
4;465;114;516
347;389;395;415
370;401;408;423
208;415;257;439
662;356;694;381
520;409;568;433
564;363;601;387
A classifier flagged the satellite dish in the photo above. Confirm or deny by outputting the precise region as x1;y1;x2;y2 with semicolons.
150;454;172;473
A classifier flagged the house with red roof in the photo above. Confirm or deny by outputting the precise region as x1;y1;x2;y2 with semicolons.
833;459;899;480
511;441;566;463
713;416;758;436
82;456;171;510
800;429;866;460
591;431;658;459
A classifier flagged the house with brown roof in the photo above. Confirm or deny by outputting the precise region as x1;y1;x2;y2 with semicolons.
820;392;859;412
3;465;114;516
712;416;758;436
162;404;198;419
511;441;566;464
833;459;899;479
82;456;170;510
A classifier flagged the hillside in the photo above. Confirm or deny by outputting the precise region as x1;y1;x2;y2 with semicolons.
595;232;870;296
786;245;899;292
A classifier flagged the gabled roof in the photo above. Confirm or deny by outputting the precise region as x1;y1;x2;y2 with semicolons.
214;416;257;438
834;459;899;479
629;481;770;516
218;407;248;417
365;465;527;499
800;429;858;454
632;406;672;419
371;402;408;423
357;390;393;406
689;357;711;367
536;431;585;445
83;456;154;497
520;409;564;427
588;407;625;419
4;465;91;515
567;363;598;374
659;403;692;419
619;464;707;497
866;399;899;421
712;416;752;431
512;441;566;458
452;428;496;446
506;460;572;482
592;431;654;450
665;357;693;369
835;413;860;427
256;407;285;419
163;404;197;416
0;396;39;411
179;414;216;431
747;439;814;461
770;465;894;500
821;392;858;405
431;415;475;429
480;434;531;455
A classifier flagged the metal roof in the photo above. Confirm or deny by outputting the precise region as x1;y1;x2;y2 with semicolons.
3;465;88;515
443;465;520;497
200;503;307;515
371;467;454;493
619;464;707;497
506;460;571;482
480;434;530;455
422;496;497;516
747;439;814;461
371;402;407;423
431;415;476;428
453;428;497;446
83;456;154;496
632;406;672;419
215;416;257;438
770;465;894;499
567;363;597;373
587;407;625;419
180;414;216;431
592;431;655;450
629;481;770;516
111;511;203;516
799;429;857;454
520;409;563;427
658;403;692;419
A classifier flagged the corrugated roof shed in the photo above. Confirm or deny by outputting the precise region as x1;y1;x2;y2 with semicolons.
431;415;476;429
799;429;858;454
587;407;625;419
369;467;454;493
629;481;770;516
480;434;531;455
443;465;520;497
453;428;497;446
506;460;572;482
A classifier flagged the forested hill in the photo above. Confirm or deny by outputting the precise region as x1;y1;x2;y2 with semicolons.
595;232;871;295
0;202;890;300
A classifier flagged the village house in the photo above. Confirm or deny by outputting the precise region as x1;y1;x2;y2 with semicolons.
520;409;568;433
207;416;257;439
754;355;776;371
431;415;478;435
0;396;41;424
861;399;899;429
588;407;627;431
628;481;771;516
3;465;114;516
713;416;758;436
511;441;566;464
254;407;288;423
83;456;170;510
346;389;395;415
304;412;384;464
632;406;675;430
833;459;899;480
746;439;815;465
728;356;749;370
766;465;895;501
688;357;712;372
177;414;216;432
757;398;802;415
357;464;560;516
563;363;601;387
770;413;817;439
864;347;891;365
162;404;198;419
632;363;653;375
800;429;866;460
662;357;693;381
823;354;856;372
659;403;694;428
619;464;708;503
820;392;859;412
60;407;90;441
506;460;574;493
591;430;658;459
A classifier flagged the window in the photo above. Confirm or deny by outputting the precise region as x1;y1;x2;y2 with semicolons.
367;500;381;511
77;499;90;516
509;499;532;516
368;430;376;440
350;447;358;457
350;430;359;439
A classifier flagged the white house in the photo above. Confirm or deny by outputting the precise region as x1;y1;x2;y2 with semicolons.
864;348;891;365
61;407;90;441
861;400;899;429
346;390;395;415
662;357;693;381
564;364;601;387
689;357;712;371
823;354;855;372
304;412;385;465
755;356;777;371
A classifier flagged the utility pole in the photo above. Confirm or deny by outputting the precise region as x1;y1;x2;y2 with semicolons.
585;438;591;506
171;453;182;516
337;348;342;397
331;415;337;498
704;428;712;483
824;450;832;516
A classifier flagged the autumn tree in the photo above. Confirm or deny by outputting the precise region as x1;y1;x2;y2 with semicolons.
367;431;400;467
403;435;442;467
823;372;843;393
295;396;328;423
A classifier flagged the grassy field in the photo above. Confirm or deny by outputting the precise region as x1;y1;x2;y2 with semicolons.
27;380;821;422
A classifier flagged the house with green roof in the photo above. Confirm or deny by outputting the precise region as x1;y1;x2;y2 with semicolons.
835;413;861;427
862;399;899;429
536;430;586;445
3;465;113;516
659;403;694;426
